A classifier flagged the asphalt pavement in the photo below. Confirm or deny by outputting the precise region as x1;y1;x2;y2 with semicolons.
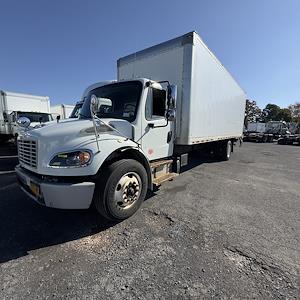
0;142;299;299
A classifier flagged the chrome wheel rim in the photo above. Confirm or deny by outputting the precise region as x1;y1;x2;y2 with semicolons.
114;172;142;210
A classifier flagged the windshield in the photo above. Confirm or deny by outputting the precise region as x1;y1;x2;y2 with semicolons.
80;81;143;122
17;112;53;123
70;102;83;118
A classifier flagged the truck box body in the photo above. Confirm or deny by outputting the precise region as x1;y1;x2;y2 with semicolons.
0;91;50;114
247;122;266;133
51;104;75;119
118;31;246;145
0;90;50;137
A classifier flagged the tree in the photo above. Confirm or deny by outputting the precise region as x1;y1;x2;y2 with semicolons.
288;102;300;123
245;99;263;126
263;103;281;122
277;108;292;122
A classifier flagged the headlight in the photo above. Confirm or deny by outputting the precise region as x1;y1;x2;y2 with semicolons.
49;150;92;167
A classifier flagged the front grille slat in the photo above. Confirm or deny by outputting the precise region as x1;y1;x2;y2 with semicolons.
18;138;37;168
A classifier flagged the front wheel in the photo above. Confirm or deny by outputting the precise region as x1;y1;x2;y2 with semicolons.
94;159;148;221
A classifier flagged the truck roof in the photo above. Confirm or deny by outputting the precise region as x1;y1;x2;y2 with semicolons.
81;79;154;99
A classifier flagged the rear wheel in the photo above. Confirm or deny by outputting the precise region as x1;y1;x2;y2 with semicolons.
219;140;232;161
94;159;148;221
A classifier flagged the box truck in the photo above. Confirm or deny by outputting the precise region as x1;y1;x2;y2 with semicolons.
51;104;75;119
15;31;246;221
244;122;274;143
0;90;53;142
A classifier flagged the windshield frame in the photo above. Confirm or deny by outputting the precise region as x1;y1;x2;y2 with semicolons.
79;80;143;122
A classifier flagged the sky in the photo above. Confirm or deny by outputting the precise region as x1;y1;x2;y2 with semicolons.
0;0;299;109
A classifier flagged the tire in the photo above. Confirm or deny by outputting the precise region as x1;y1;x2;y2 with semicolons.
93;159;148;221
217;140;232;161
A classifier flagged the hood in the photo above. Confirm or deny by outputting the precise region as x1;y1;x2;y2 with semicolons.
18;118;138;177
23;118;133;145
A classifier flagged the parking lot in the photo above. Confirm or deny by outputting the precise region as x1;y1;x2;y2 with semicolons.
0;142;299;299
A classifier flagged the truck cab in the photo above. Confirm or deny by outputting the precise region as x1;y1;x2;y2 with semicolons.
15;79;177;221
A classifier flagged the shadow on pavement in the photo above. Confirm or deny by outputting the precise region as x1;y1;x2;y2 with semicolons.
0;179;115;263
180;149;221;173
0;148;221;264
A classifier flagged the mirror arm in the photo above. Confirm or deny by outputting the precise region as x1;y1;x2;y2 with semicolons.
90;103;100;152
148;119;169;129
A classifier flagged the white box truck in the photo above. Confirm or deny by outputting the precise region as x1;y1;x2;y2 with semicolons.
0;90;53;142
15;31;246;221
51;104;75;119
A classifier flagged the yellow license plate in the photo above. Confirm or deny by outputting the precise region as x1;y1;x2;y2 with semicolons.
30;182;40;197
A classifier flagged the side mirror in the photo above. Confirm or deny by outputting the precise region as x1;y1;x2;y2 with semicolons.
166;108;176;121
167;85;177;108
90;94;99;116
16;117;31;128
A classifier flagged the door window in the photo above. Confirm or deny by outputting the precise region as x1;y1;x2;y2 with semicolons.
145;88;166;120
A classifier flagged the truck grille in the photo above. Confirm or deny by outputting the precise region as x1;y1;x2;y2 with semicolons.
18;139;38;168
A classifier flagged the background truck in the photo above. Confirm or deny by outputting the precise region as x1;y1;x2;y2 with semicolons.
0;90;52;142
51;104;75;119
244;122;274;143
15;31;246;221
278;122;300;145
69;100;84;118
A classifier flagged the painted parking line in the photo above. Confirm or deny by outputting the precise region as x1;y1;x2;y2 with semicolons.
0;170;16;175
0;182;17;191
0;155;18;159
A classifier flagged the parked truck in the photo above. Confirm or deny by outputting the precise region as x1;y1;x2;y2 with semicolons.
15;31;246;221
69;100;84;118
244;122;274;143
0;90;53;142
278;122;300;145
51;104;75;119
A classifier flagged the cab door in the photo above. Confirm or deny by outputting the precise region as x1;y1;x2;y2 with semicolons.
141;87;175;161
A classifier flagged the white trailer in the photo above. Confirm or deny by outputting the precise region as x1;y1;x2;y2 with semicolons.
15;31;246;221
51;104;75;119
0;90;52;141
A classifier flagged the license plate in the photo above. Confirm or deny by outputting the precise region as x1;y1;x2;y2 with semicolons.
30;181;40;197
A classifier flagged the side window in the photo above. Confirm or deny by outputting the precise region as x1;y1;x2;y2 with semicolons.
145;88;166;120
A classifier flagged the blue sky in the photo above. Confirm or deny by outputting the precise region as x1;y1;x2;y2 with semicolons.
0;0;299;109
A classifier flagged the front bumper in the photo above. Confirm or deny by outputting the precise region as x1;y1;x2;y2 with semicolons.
15;165;95;209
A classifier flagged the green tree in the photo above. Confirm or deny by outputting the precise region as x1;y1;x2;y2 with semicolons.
288;102;300;123
277;108;292;122
263;103;281;121
245;99;263;126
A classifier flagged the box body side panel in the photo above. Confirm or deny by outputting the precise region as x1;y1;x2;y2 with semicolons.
188;36;246;144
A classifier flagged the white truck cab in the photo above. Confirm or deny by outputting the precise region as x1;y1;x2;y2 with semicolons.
15;32;246;221
16;78;176;220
